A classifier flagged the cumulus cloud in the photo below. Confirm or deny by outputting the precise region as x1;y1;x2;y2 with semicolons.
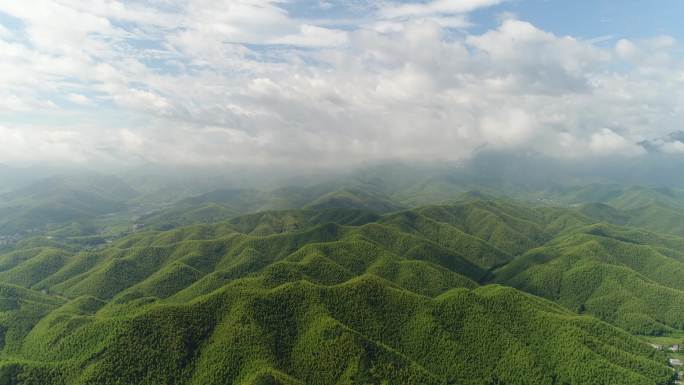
589;128;646;156
66;93;95;106
0;24;11;39
1;1;684;168
170;0;348;52
381;0;507;18
662;141;684;154
270;25;349;47
466;19;609;94
615;36;676;70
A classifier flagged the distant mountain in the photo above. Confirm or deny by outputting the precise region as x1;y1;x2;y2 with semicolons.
0;164;54;194
1;174;138;203
624;202;684;237
303;188;403;213
0;175;138;235
140;186;400;231
565;185;684;210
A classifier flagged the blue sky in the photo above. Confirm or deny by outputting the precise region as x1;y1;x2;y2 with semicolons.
0;1;683;167
282;0;684;41
473;0;684;40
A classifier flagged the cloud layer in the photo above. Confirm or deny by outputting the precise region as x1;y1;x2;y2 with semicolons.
1;1;683;168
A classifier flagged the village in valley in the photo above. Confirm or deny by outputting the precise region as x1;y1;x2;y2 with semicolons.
648;337;684;384
0;235;18;246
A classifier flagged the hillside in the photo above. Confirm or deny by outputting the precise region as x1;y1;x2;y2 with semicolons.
0;198;679;384
303;188;403;213
8;165;684;240
1;278;671;385
0;175;139;236
494;223;684;334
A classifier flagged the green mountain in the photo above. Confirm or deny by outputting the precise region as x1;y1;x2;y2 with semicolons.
303;188;403;213
139;203;240;230
494;223;684;335
0;197;678;384
0;175;138;236
5;169;684;384
2;277;670;385
621;203;684;237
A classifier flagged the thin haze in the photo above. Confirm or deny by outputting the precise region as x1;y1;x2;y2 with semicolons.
1;0;684;168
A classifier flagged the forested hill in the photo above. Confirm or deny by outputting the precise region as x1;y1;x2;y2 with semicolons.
5;166;684;240
0;195;681;384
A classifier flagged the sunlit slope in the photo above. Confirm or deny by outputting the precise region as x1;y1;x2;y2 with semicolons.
3;199;673;307
2;276;671;385
622;203;684;237
227;208;380;236
0;201;680;384
0;283;64;355
139;186;401;231
495;223;684;334
303;188;403;213
3;214;490;301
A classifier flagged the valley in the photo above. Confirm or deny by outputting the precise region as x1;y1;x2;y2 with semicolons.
0;171;683;384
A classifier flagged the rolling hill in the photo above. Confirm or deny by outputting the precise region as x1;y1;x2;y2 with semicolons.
0;196;679;384
494;223;684;335
0;175;139;236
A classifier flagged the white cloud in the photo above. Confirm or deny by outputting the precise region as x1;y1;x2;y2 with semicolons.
170;0;348;50
0;93;56;112
614;36;677;70
0;124;93;164
119;128;144;151
480;108;536;148
0;2;683;167
615;39;638;60
589;128;646;156
269;25;349;47
66;93;95;106
381;0;507;18
466;19;608;93
0;24;11;39
113;89;170;114
661;141;684;154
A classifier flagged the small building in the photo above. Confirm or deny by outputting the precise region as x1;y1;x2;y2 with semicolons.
672;344;681;352
649;343;663;351
669;358;683;367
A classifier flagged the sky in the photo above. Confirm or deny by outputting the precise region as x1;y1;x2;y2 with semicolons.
1;0;684;169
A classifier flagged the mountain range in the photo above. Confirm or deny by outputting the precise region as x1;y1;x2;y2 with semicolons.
0;166;684;384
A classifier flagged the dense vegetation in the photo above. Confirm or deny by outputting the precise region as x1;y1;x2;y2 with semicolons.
3;170;684;384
